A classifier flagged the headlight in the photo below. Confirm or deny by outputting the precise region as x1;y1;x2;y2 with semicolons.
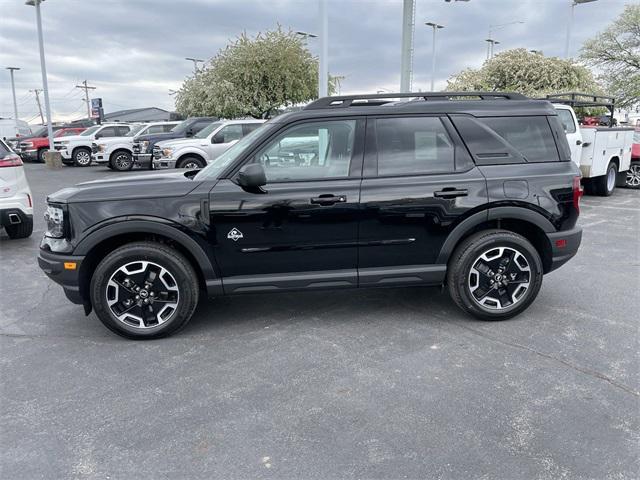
44;205;65;238
97;144;106;152
140;140;149;153
22;141;34;148
162;147;174;157
58;140;70;146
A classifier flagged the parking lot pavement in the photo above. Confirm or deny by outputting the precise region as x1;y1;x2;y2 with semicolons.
1;163;638;479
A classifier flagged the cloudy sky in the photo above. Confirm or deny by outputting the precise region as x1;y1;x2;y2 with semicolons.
0;0;628;124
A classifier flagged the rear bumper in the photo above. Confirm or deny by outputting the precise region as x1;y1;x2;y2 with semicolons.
0;208;32;228
546;226;582;273
37;248;85;305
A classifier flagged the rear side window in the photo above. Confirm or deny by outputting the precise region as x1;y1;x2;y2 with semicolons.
0;140;10;157
116;126;130;136
556;109;576;133
375;117;455;176
479;117;559;163
243;123;262;135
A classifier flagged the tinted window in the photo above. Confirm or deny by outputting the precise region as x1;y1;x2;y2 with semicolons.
116;126;131;136
163;124;177;133
146;125;167;134
192;120;213;134
212;125;243;144
254;120;356;182
556;109;576;133
375;117;454;176
480;117;559;162
97;126;117;138
243;123;262;135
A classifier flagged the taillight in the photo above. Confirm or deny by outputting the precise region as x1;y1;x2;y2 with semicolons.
572;176;583;214
0;154;23;167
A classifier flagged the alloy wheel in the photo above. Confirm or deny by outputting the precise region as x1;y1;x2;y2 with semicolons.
626;164;640;188
76;150;91;166
114;153;131;170
468;246;531;310
182;161;200;169
106;260;180;329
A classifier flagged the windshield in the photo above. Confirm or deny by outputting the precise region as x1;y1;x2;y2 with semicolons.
32;126;48;137
125;124;146;137
195;124;270;180
170;119;191;133
194;122;223;139
80;125;101;136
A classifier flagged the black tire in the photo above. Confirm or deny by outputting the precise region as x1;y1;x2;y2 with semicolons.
110;150;133;171
176;156;205;169
72;147;92;167
447;229;543;321
37;149;46;163
90;241;199;339
593;161;617;196
626;161;640;189
4;216;33;239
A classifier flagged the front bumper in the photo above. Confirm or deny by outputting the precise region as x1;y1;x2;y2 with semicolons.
133;153;152;168
92;153;108;163
53;145;72;159
19;149;39;162
152;158;177;169
546;226;582;273
37;248;85;305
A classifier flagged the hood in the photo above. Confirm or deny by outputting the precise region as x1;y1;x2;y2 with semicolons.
94;136;131;145
157;137;203;149
47;171;201;204
54;134;86;143
135;131;184;143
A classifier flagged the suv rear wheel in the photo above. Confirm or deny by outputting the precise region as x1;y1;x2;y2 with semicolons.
447;230;543;320
73;147;92;167
90;242;199;339
594;161;617;196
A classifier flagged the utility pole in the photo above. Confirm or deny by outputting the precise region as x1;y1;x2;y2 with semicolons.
6;67;20;131
75;80;96;120
30;89;44;124
400;0;415;92
564;0;598;58
185;57;204;74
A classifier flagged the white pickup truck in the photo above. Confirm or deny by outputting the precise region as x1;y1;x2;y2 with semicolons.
53;123;133;167
152;119;265;169
554;104;634;196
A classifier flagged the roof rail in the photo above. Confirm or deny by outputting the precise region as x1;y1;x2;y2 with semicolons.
304;91;528;110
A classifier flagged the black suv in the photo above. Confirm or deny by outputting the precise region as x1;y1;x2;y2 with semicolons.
38;92;583;339
132;116;218;169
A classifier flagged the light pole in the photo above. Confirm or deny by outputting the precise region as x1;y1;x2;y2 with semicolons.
318;0;328;98
425;22;444;91
564;0;598;58
185;57;204;74
486;21;524;59
6;67;20;131
400;0;415;93
26;0;54;150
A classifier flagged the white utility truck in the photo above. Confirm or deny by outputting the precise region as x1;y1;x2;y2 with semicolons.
549;93;634;196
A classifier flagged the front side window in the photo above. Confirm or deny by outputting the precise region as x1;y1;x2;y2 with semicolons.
375;117;455;176
80;125;100;136
96;126;117;138
480;116;559;162
253;120;356;182
556;109;576;133
212;125;243;144
194;122;223;139
145;125;167;135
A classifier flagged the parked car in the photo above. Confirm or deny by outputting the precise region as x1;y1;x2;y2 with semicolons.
0;138;33;239
132;117;217;169
1;118;32;146
626;129;640;189
53;123;133;167
16;127;86;163
92;121;180;171
38;91;583;339
554;104;634;196
152;119;265;169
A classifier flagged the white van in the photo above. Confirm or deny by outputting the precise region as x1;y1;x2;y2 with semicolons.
0;119;32;144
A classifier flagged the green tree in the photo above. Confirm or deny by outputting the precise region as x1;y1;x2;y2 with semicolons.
581;4;640;109
176;28;327;119
446;48;602;98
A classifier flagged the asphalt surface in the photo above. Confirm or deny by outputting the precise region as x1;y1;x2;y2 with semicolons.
1;163;638;480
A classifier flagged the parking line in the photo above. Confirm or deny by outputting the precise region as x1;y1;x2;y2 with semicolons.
581;205;640;212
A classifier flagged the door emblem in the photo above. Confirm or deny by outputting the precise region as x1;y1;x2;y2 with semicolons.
227;228;244;241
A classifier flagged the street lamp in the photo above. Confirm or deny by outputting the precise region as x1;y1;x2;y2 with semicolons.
6;67;20;131
185;57;204;74
564;0;598;58
486;21;524;59
425;22;444;92
485;39;501;59
25;0;54;151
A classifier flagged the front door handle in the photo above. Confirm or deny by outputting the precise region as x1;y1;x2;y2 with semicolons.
433;188;468;199
310;194;347;206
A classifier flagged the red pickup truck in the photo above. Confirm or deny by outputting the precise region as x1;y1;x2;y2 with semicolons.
17;127;86;162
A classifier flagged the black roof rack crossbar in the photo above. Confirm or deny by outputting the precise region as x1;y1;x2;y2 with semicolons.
545;92;615;109
304;91;528;110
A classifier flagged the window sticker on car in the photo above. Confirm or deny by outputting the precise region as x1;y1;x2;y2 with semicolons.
227;228;243;241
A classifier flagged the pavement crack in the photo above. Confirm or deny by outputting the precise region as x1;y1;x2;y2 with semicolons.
451;321;640;398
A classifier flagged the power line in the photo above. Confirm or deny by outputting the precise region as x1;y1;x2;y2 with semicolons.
75;80;96;119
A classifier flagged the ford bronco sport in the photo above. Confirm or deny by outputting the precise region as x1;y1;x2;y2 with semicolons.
38;92;583;339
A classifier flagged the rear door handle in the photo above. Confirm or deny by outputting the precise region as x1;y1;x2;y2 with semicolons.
433;188;468;199
310;194;347;206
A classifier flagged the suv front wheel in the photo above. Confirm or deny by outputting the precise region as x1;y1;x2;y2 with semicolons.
90;242;199;339
447;230;543;321
73;147;92;167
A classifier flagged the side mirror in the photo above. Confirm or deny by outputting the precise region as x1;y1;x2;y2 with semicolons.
186;128;194;137
212;134;224;144
237;163;267;193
